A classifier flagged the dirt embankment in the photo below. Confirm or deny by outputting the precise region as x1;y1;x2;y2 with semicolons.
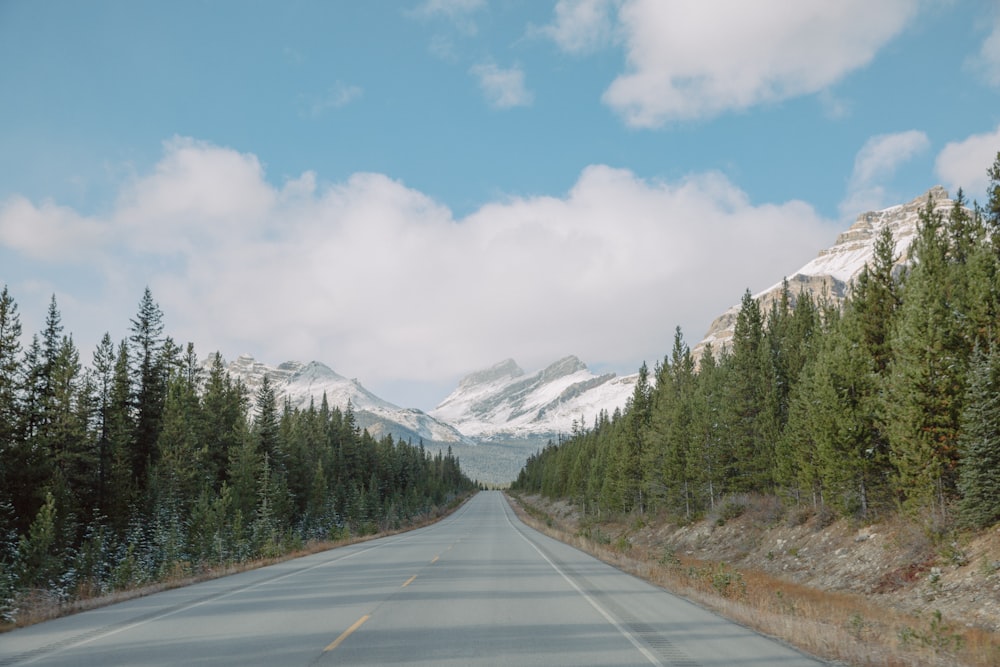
512;493;1000;667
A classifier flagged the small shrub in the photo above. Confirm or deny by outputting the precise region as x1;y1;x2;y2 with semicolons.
940;541;969;567
659;548;680;566
978;556;1000;578
710;564;746;599
787;506;812;527
899;610;965;655
846;612;867;640
814;505;836;530
720;497;747;522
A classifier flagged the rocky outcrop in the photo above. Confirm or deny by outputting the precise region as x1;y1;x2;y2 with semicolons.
694;187;955;357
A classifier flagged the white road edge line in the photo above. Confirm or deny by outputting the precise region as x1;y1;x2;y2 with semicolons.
500;496;663;667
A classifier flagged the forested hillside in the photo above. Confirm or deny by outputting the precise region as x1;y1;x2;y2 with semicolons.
514;154;1000;532
0;289;474;624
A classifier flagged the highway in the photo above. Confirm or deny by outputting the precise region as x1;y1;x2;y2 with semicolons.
0;491;827;666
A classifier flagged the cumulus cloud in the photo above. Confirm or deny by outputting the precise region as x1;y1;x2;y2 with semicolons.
935;124;1000;201
470;63;534;108
543;0;918;126
409;0;485;35
0;196;107;261
840;130;930;219
967;14;1000;87
0;138;835;408
542;0;619;54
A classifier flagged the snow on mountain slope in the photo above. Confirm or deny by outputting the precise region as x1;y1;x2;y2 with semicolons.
431;356;638;440
695;186;955;356
222;354;469;446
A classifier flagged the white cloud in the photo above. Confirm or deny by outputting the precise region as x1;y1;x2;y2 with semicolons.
967;14;1000;87
113;136;276;254
300;82;363;118
543;0;918;126
470;63;534;108
409;0;485;35
0;139;835;409
542;0;619;54
935;124;1000;200
0;196;107;261
840;130;930;219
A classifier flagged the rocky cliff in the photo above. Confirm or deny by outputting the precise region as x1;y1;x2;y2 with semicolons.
694;186;954;357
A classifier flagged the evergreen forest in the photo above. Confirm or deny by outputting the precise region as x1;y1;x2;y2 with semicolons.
514;153;1000;535
0;288;474;624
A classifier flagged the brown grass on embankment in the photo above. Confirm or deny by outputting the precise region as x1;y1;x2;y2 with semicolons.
507;492;999;667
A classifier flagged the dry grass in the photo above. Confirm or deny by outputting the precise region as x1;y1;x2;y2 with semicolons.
508;493;1000;667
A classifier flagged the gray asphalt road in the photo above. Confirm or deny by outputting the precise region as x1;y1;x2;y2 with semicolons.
0;492;828;666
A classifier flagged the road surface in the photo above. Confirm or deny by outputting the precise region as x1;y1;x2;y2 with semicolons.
0;491;827;666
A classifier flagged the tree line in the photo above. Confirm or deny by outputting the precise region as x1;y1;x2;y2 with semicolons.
0;287;474;622
513;153;1000;533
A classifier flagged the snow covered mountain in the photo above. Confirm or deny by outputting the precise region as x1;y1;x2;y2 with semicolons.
695;186;955;356
430;356;638;441
221;354;470;447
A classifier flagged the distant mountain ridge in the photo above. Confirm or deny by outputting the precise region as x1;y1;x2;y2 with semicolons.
220;354;470;448
430;355;637;440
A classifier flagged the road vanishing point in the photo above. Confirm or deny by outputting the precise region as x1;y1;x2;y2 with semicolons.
0;491;828;666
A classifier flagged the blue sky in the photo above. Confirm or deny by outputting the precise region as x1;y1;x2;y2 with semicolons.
2;0;1000;410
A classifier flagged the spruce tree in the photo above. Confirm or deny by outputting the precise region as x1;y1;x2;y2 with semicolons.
129;288;166;492
0;286;22;449
615;362;651;513
887;198;966;515
0;287;23;525
690;345;727;512
726;290;776;493
90;333;116;512
957;344;1000;528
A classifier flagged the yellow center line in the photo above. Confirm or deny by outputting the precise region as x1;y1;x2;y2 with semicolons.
430;555;439;564
402;575;417;587
324;614;370;652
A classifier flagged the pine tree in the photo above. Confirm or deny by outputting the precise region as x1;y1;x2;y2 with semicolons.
646;328;696;517
0;287;24;528
957;344;1000;528
90;334;116;513
129;288;166;492
985;151;1000;245
200;353;247;489
690;346;727;512
153;371;204;512
0;286;22;449
614;362;651;513
726;290;776;493
105;339;135;528
17;491;62;590
254;375;282;468
888;198;966;515
46;335;95;520
776;357;824;508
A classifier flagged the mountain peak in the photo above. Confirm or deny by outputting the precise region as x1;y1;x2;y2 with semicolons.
695;186;958;357
458;358;524;390
288;360;345;384
431;355;630;440
539;355;587;382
